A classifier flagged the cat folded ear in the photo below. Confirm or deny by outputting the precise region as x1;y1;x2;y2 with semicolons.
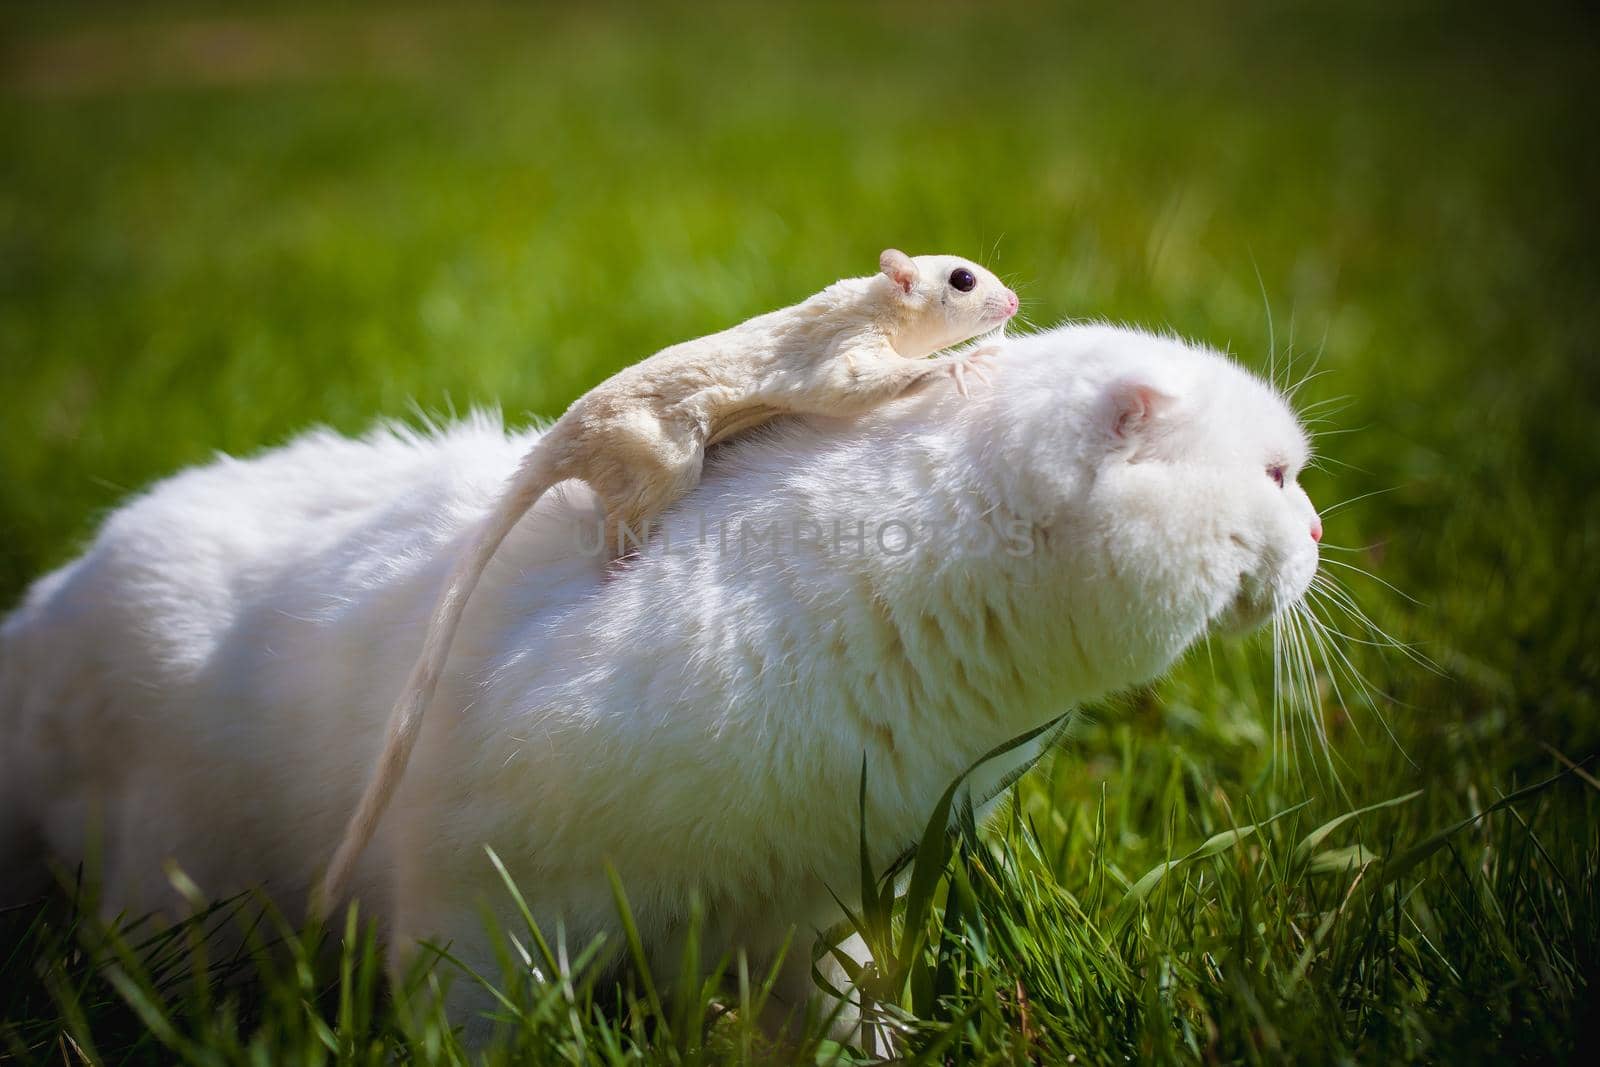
1103;376;1175;441
879;248;918;294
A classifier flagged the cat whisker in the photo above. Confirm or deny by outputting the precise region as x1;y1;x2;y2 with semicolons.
1312;539;1383;554
1309;575;1443;676
1300;410;1356;431
1277;319;1333;409
1271;610;1299;782
1297;393;1355;415
1297;614;1417;652
1286;366;1336;404
1307;584;1438;690
1299;596;1418;768
1251;258;1280;392
1305;421;1371;438
1306;453;1373;475
1273;608;1317;786
1271;615;1286;779
1270;603;1315;775
1287;604;1344;790
1288;331;1328;402
1293;607;1346;715
1317;557;1429;608
1301;594;1397;710
1305;607;1433;742
1318;484;1403;518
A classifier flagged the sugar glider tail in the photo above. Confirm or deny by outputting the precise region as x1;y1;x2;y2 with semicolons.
314;445;565;916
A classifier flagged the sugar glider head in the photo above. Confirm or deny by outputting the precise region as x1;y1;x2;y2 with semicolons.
878;248;1018;358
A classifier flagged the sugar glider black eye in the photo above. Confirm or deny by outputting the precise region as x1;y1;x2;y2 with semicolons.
948;268;977;292
1268;464;1286;488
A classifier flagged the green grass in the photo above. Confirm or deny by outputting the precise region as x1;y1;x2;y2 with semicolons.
2;1;1598;1063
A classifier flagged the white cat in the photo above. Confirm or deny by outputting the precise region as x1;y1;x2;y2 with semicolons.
0;323;1321;1029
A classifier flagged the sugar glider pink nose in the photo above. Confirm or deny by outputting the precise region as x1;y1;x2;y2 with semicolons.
1003;289;1019;316
1311;520;1323;543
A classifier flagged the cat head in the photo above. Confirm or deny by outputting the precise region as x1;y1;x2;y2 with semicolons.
959;324;1322;683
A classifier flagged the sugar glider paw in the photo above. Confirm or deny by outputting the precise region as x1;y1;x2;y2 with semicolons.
944;344;1001;397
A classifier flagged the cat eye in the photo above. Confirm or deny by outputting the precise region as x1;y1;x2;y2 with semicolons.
948;268;977;292
1268;464;1286;488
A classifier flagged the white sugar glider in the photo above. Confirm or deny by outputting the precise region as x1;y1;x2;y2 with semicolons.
314;250;1019;911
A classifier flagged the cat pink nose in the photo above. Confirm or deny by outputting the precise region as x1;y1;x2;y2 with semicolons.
1310;521;1323;543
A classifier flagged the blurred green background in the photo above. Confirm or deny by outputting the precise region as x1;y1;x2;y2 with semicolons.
2;1;1598;1060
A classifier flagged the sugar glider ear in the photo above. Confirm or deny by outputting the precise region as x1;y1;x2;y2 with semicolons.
1104;376;1175;440
879;248;918;294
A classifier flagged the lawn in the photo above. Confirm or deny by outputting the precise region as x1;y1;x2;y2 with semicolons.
2;2;1597;1063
